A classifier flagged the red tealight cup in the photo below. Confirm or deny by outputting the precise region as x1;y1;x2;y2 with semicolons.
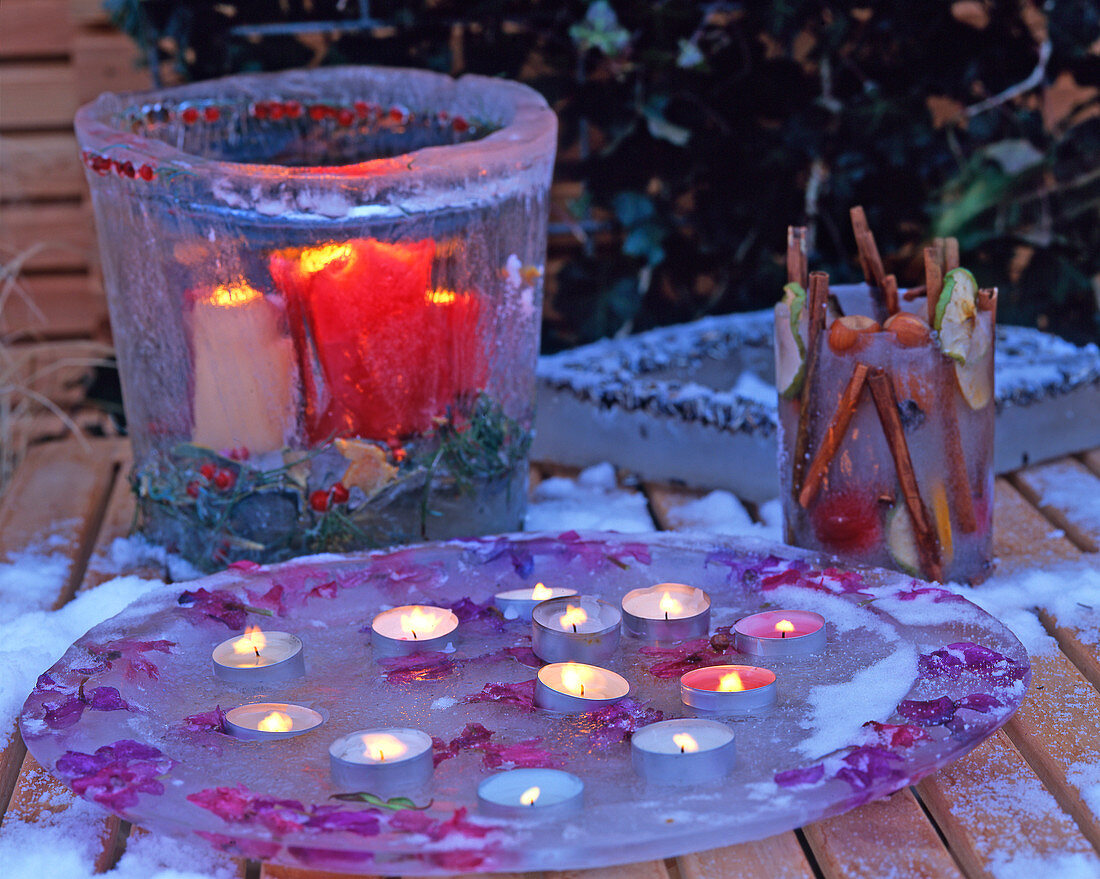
733;609;826;657
680;665;777;713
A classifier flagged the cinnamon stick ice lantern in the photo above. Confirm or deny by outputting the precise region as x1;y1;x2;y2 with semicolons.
75;67;557;570
776;211;995;583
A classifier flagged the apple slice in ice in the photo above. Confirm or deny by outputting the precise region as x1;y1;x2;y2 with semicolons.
953;309;994;410
775;283;807;399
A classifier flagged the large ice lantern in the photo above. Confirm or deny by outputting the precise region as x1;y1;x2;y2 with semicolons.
75;66;557;569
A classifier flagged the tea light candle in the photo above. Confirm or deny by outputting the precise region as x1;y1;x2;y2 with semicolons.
631;719;736;784
494;582;579;621
680;665;777;713
734;609;826;657
329;727;434;790
224;702;323;741
534;661;629;713
478;768;584;818
620;583;710;643
370;605;459;657
212;627;305;684
531;595;621;663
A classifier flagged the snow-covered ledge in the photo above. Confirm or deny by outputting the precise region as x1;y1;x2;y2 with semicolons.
533;309;1100;502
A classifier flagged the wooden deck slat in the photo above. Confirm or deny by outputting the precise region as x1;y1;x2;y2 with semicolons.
1010;458;1100;553
991;477;1082;576
1;751;123;873
0;63;78;130
802;788;963;879
678;833;814;879
643;483;707;531
0;133;84;202
0;0;74;58
0;271;108;340
0;201;95;271
1081;449;1100;479
546;861;667;879
917;730;1100;879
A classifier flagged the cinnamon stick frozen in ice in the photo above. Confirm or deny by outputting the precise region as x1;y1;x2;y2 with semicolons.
787;226;808;288
791;271;830;496
924;247;944;325
850;206;896;314
798;362;869;508
867;368;943;581
940;365;978;533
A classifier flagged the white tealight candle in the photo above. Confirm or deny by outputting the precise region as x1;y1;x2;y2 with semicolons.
478;768;584;818
329;727;434;790
531;595;621;663
534;661;629;713
631;719;736;784
620;582;710;643
370;605;460;657
212;628;305;684
224;702;324;741
494;582;579;621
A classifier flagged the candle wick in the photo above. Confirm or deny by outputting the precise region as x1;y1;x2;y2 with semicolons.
781;631;786;638
379;750;384;762
411;630;417;640
253;646;260;657
665;611;669;620
580;683;584;696
572;623;577;633
680;744;685;753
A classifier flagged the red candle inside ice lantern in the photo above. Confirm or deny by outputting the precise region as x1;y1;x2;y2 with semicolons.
269;238;486;443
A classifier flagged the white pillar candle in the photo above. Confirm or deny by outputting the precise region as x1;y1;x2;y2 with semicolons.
531;595;621;663
212;627;305;684
494;582;579;621
224;702;324;741
329;727;434;790
370;605;460;656
733;609;826;657
631;719;736;784
620;582;710;642
478;768;584;818
189;282;297;454
534;661;629;712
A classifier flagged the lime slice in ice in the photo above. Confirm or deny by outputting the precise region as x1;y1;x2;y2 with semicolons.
934;268;979;364
887;502;921;577
775;298;806;400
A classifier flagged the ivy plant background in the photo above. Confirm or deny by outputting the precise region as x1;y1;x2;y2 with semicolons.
110;0;1100;349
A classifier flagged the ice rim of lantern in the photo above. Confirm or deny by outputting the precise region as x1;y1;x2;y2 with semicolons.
73;66;558;220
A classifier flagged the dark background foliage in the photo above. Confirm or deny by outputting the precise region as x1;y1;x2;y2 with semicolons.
110;0;1100;349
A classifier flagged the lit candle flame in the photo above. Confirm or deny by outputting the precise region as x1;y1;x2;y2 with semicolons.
559;605;588;632
257;710;293;733
298;243;353;274
560;663;591;698
520;786;540;806
399;607;442;640
232;625;266;659
659;591;683;619
531;582;552;600
775;619;796;638
426;287;457;305
718;671;745;692
361;733;408;763
207;282;262;308
673;733;699;754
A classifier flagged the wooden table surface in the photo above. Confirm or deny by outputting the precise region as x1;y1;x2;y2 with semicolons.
2;437;1100;878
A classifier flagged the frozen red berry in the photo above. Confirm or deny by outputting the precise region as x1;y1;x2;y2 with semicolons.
138;164;155;181
452;115;469;133
199;463;216;480
181;107;200;124
284;100;302;119
336;108;355;127
811;490;881;555
213;469;235;491
203;106;220;122
185;481;200;499
308;104;328;121
310;490;331;512
331;482;350;504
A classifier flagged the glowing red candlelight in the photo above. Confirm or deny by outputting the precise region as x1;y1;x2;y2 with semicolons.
734;609;826;656
269;237;486;443
680;665;777;713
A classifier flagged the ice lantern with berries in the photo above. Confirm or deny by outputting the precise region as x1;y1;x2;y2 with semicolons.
75;67;557;569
